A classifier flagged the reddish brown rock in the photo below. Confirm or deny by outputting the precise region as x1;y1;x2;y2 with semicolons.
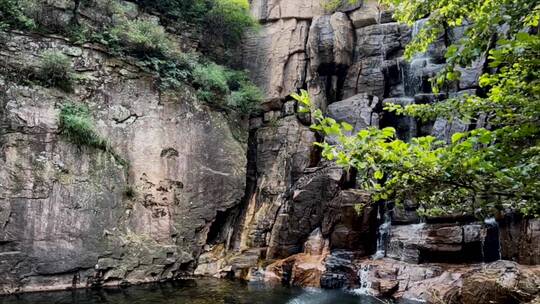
263;228;330;287
461;261;540;304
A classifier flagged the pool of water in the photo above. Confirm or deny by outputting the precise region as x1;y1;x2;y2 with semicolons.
0;279;392;304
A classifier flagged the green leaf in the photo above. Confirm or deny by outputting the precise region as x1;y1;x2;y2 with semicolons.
341;122;354;132
451;132;465;144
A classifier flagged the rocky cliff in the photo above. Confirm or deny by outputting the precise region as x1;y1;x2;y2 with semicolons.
1;0;539;303
195;0;540;303
0;1;247;293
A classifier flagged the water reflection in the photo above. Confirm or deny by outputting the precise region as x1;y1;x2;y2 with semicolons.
0;279;389;304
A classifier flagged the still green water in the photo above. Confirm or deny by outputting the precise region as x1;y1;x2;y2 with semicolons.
0;279;392;304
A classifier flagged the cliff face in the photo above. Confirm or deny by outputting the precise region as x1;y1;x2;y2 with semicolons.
196;0;540;303
0;0;539;302
0;4;247;292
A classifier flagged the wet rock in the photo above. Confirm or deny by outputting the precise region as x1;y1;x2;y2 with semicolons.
499;216;540;265
321;250;358;289
263;230;329;287
354;23;402;60
354;259;540;303
343;57;386;99
304;228;329;256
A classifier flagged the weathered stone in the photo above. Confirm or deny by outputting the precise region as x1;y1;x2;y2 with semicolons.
321;250;359;289
307;12;354;74
499;216;540;265
461;261;540;304
282;100;296;116
242;19;309;101
262;231;329;287
431;117;469;143
236;116;316;251
0;31;246;294
267;166;343;258
327;93;381;132
354;23;402;60
321;189;376;254
386;223;487;264
457;57;486;89
348;0;379;28
304;228;329;256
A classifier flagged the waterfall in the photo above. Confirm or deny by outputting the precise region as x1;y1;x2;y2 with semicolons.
351;264;372;295
404;18;430;97
482;217;502;262
372;206;392;259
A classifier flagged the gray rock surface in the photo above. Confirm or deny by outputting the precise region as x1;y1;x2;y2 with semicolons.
0;30;246;294
327;93;381;132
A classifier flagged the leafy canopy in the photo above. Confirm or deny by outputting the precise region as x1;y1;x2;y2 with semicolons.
298;0;540;218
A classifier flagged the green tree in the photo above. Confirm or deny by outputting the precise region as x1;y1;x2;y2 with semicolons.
298;0;540;218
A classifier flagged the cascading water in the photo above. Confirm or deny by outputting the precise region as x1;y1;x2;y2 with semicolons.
351;264;373;296
372;205;392;259
482;217;502;262
404;18;431;97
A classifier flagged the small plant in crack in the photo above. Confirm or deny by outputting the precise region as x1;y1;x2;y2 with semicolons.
58;103;128;166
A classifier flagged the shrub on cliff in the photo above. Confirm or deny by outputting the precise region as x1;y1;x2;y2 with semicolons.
134;0;211;23
193;62;230;102
37;50;74;92
0;0;35;30
59;103;128;165
59;103;108;150
192;63;262;115
135;0;257;49
225;70;263;115
205;0;258;48
109;19;176;58
298;0;540;218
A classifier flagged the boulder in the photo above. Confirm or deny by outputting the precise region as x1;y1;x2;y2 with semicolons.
348;0;380;29
327;93;382;132
321;250;359;289
461;261;540;304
